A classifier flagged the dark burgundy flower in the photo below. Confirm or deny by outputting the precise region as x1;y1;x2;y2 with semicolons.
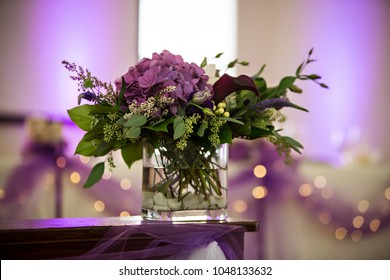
212;73;259;104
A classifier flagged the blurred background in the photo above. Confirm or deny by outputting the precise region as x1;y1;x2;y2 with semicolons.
0;0;389;259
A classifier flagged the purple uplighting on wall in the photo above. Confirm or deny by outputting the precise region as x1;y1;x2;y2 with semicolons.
287;0;390;163
0;0;138;118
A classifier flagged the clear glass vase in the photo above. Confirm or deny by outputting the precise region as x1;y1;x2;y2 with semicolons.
141;138;228;221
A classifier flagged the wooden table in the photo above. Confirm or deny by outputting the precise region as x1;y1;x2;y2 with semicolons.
0;216;258;260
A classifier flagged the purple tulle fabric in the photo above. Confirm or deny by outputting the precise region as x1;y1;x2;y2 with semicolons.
75;223;245;260
2;141;140;219
3;136;390;259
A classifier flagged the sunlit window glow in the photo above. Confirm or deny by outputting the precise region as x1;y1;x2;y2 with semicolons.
139;0;237;71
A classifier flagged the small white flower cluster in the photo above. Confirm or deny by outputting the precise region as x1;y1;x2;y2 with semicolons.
125;97;158;118
124;87;176;119
142;191;227;211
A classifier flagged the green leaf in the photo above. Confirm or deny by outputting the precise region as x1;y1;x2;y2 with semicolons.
90;105;117;114
197;122;206;137
215;52;224;58
320;83;329;89
249;128;273;139
238;61;249;66
75;136;100;156
144;118;173;132
124;114;147;127
83;162;105;189
254;64;266;77
83;79;93;88
254;77;267;92
200;57;207;68
289;84;303;93
67;104;94;131
125;126;141;139
220;117;244;125
173;116;186;140
230;122;252;137
219;124;233;144
276;76;296;97
95;141;115;157
116;117;127;125
296;62;304;76
121;142;142;169
283;136;304;154
116;76;126;108
227;59;238;68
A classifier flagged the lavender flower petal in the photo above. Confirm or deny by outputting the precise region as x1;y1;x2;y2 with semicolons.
255;98;308;112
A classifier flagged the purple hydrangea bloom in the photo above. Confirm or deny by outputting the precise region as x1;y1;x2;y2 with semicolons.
116;50;213;115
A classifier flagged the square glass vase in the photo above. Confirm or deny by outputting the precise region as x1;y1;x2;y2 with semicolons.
141;138;228;221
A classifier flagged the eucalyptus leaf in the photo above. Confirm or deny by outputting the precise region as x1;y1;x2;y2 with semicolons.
173;116;183;129
173;116;185;139
125;126;141;139
219;124;233;144
95;141;115;157
124;114;147;127
121;142;142;169
83;162;105;189
116;117;127;125
144;118;173;132
174;122;186;140
197;122;206;137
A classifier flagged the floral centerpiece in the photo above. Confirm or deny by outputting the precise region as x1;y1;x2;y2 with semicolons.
63;49;327;220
